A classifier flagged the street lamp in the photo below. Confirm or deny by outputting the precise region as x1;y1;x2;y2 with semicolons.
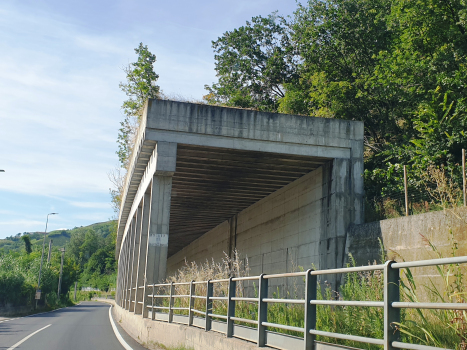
36;212;58;306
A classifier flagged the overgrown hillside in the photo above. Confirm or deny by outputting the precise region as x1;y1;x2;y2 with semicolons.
0;221;115;255
0;220;118;309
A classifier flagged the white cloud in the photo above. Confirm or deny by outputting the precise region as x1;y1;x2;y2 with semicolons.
70;201;111;209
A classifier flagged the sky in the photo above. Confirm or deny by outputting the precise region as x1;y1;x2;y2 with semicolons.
0;0;298;238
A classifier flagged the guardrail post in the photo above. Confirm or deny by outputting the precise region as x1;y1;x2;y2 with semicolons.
168;282;175;323
188;280;195;326
384;261;400;350
227;277;236;337
304;269;316;350
205;280;213;331
257;274;268;347
151;284;156;320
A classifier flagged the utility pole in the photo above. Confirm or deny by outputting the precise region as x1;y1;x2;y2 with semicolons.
404;165;409;216
57;247;65;300
37;212;58;308
47;239;53;264
463;149;466;207
74;282;78;302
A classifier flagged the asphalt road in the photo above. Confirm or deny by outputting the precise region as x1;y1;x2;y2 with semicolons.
0;302;147;350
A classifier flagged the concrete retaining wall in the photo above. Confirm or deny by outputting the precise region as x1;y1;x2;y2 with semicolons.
113;303;258;350
347;207;467;264
0;304;34;317
346;207;467;299
167;166;325;291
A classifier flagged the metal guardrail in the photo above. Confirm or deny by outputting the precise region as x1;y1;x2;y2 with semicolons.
135;256;467;350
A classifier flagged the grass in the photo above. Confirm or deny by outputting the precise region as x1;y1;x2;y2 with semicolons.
159;241;467;350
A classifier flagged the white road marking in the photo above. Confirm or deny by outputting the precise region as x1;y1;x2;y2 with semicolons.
108;306;133;350
6;324;51;350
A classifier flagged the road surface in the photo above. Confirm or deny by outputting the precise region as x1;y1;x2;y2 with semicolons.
0;302;147;350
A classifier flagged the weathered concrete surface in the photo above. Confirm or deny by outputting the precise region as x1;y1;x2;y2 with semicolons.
346;207;467;299
347;207;467;264
116;99;364;306
168;167;325;276
113;303;258;350
117;99;364;257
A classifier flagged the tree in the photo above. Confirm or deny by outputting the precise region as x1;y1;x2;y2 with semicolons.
111;43;160;216
21;235;32;254
205;13;299;112
117;43;160;169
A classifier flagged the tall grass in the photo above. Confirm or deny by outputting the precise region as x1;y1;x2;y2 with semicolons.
160;241;466;350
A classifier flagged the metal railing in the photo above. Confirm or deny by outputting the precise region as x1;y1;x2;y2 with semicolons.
138;256;467;350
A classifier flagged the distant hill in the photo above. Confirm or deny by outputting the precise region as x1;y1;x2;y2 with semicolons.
0;221;116;255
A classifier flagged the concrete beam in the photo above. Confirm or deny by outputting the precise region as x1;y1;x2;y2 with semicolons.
146;129;350;159
117;142;177;256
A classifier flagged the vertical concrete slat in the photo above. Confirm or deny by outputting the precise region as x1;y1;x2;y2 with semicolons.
126;219;136;310
120;234;126;307
123;222;132;309
124;221;134;309
135;192;150;315
122;230;130;308
129;206;142;312
119;243;126;306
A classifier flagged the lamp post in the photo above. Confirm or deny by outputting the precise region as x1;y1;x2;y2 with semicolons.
57;247;65;299
36;212;58;306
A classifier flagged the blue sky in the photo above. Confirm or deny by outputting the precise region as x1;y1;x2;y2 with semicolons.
0;0;297;238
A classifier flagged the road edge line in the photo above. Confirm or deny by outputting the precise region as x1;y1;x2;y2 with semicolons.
6;324;51;350
108;306;133;350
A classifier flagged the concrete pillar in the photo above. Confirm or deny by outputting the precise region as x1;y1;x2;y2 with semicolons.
118;239;125;306
116;250;122;305
350;139;364;226
134;192;150;315
121;230;129;308
142;141;177;319
123;222;133;309
117;238;124;306
129;205;142;312
319;153;363;289
125;219;136;310
120;241;128;307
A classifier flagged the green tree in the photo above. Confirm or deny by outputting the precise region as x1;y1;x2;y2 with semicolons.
117;43;160;169
205;13;298;112
283;0;403;145
21;235;32;254
111;43;160;216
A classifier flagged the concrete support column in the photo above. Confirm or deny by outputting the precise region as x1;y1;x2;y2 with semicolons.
319;153;363;289
142;141;176;319
134;192;150;315
122;227;130;308
350;139;364;226
129;205;143;312
118;248;125;305
124;219;136;310
118;236;127;307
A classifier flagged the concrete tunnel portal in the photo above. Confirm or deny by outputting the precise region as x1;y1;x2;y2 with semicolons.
116;99;364;313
